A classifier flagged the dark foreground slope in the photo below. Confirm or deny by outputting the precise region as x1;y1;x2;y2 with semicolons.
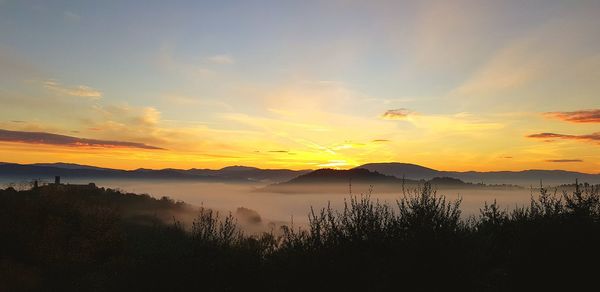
1;182;600;291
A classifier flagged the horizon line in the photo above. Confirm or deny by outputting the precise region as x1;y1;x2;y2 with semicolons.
1;160;599;175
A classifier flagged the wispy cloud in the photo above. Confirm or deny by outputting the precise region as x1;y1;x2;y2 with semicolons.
546;159;583;163
0;129;164;150
527;132;600;144
157;46;217;79
544;109;600;123
163;95;233;110
63;11;81;22
453;38;544;97
44;80;102;99
207;54;235;65
380;108;412;120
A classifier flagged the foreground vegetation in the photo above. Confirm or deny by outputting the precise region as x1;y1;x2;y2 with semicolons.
1;182;599;291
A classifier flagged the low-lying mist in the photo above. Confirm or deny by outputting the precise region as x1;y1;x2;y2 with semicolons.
0;177;548;235
27;179;535;232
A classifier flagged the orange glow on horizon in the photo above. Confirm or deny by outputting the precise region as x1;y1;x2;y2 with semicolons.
1;140;599;173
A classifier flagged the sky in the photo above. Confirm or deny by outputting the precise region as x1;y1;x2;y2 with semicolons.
0;0;599;172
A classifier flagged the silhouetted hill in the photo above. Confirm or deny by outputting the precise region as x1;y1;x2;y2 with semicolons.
262;169;486;193
262;168;424;193
286;168;404;184
428;176;467;185
358;162;600;186
356;162;440;180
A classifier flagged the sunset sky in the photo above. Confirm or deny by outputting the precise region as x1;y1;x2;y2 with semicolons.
1;0;599;172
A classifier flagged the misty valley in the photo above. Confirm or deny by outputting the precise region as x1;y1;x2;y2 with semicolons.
1;170;599;291
3;1;600;290
2;161;590;228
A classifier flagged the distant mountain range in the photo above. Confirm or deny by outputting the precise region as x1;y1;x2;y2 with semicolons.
1;161;598;186
357;163;600;186
0;162;310;183
184;166;312;182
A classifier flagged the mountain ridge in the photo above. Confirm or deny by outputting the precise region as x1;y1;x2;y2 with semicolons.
356;162;600;185
0;162;310;183
1;161;599;186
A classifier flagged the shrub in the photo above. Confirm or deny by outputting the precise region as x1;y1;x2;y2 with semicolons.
2;181;600;291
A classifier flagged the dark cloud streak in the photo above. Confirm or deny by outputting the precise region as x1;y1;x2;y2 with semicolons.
527;132;600;144
546;159;583;163
544;109;600;123
381;108;411;120
0;129;165;150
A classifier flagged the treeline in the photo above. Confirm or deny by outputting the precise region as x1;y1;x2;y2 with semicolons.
1;182;599;291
